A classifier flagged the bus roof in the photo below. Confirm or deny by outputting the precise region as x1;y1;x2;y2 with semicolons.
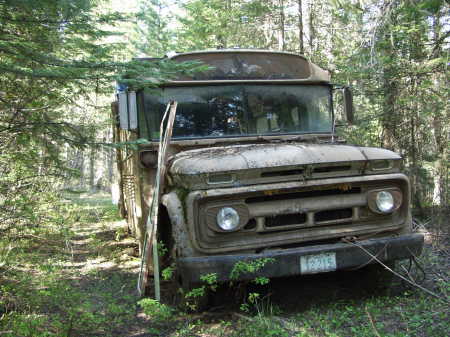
139;49;330;84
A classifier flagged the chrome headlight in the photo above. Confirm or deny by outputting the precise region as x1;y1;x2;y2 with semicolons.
216;207;240;231
368;188;403;214
375;191;394;213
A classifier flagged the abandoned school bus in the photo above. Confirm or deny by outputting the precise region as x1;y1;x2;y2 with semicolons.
113;49;424;291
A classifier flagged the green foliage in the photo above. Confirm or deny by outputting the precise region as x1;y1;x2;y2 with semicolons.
290;292;450;337
2;194;447;337
0;195;137;336
157;240;168;257
254;276;270;286
103;138;150;150
183;286;207;312
133;0;178;57
230;258;274;314
0;242;13;269
240;292;261;313
230;258;275;280
162;264;175;281
232;314;289;337
185;273;218;297
177;0;274;51
200;272;218;291
138;298;173;323
181;273;218;311
185;286;206;299
0;0;207;237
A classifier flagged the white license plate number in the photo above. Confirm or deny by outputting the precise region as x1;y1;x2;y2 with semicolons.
300;253;337;274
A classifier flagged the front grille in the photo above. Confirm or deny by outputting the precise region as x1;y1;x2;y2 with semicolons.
240;185;366;233
315;208;353;223
261;169;304;178
245;187;361;203
266;213;307;227
195;176;408;253
250;207;355;233
313;165;352;173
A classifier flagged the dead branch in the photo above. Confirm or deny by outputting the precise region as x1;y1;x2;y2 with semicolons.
342;239;450;305
16;234;61;244
365;305;381;337
232;312;253;322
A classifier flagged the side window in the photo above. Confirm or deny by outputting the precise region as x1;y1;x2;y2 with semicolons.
137;91;149;139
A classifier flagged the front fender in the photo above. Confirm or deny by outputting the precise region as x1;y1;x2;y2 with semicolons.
161;191;196;257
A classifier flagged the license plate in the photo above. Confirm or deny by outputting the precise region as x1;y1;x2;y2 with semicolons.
300;253;337;274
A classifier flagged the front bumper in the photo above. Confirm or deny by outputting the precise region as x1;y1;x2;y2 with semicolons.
177;233;424;287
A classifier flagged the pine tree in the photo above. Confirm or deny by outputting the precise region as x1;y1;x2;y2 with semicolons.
133;0;177;57
0;0;200;232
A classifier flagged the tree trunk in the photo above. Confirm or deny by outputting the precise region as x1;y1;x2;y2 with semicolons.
89;147;95;192
430;11;448;209
298;0;304;54
308;1;315;55
74;149;85;190
278;0;285;51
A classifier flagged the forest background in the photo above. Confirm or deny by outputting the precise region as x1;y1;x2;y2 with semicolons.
0;0;448;244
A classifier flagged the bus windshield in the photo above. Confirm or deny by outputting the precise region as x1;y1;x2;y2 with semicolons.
140;85;332;140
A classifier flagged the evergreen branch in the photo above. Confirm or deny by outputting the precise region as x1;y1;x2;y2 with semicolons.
0;13;130;25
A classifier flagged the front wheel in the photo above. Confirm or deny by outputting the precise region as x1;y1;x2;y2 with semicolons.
170;272;211;312
361;261;396;292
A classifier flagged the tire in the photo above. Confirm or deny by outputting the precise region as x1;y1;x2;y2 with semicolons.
361;261;396;292
171;271;211;312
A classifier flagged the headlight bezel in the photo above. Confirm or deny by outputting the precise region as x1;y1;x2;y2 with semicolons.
205;203;249;233
368;188;403;214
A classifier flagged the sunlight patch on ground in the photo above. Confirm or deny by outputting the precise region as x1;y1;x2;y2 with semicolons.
81;259;117;273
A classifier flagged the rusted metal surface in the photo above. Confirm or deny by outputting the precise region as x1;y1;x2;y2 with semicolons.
167;49;330;83
171;143;400;174
173;51;311;79
169;143;401;189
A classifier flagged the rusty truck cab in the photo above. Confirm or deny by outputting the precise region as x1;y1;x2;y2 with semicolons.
114;50;423;289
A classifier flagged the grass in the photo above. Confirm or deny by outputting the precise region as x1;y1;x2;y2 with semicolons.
0;193;448;336
290;292;449;337
0;193;140;337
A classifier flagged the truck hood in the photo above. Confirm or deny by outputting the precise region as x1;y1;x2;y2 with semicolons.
169;143;401;189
